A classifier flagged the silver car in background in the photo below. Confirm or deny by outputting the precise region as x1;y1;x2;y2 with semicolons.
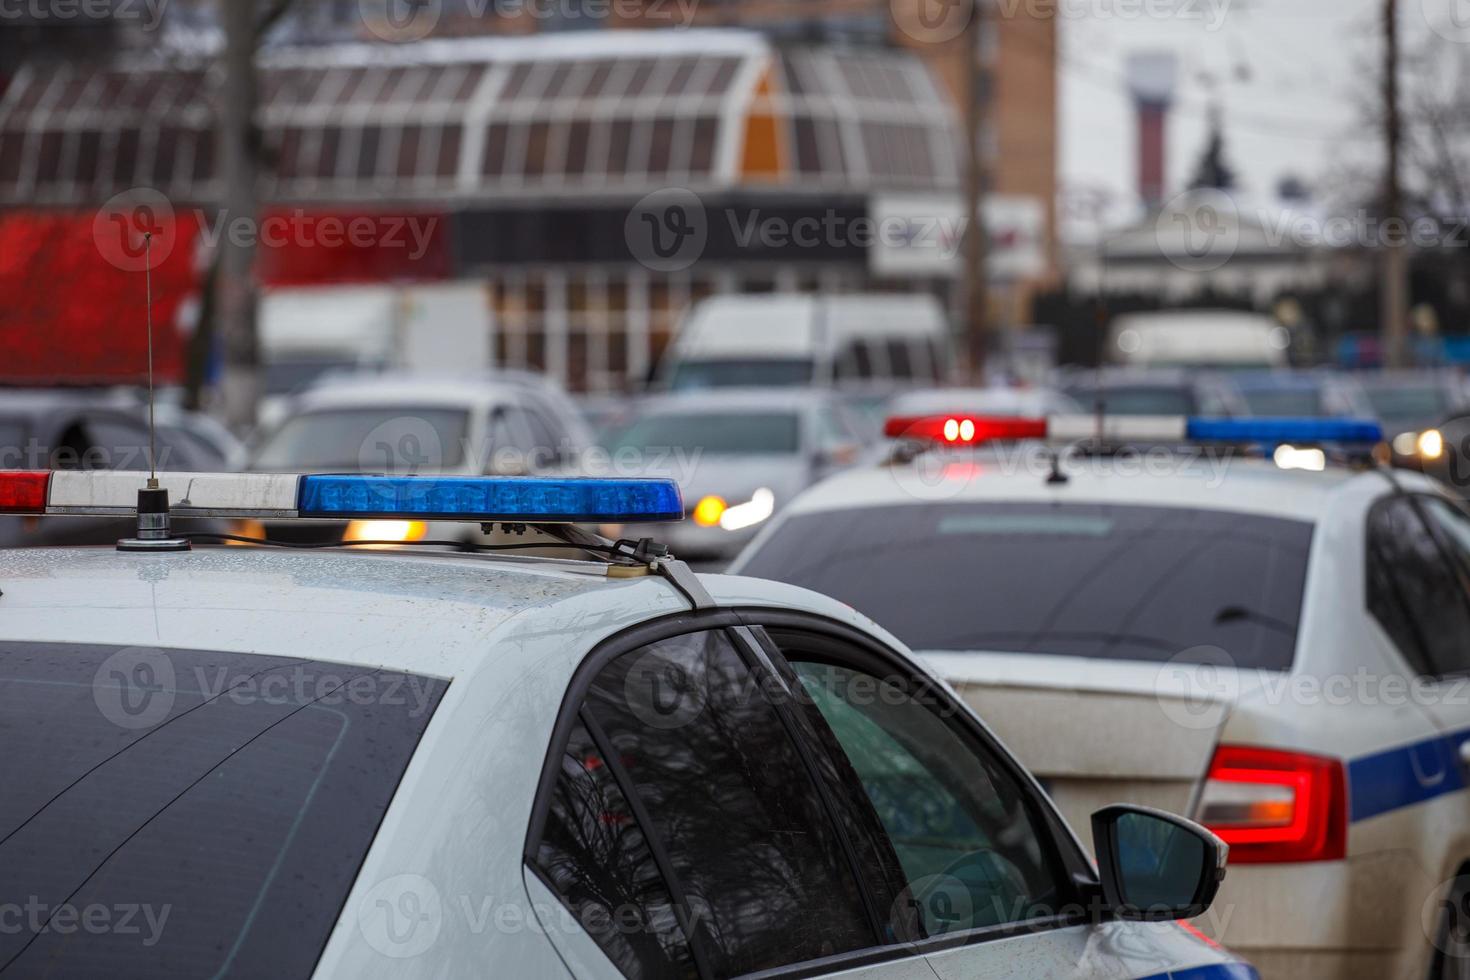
599;389;868;562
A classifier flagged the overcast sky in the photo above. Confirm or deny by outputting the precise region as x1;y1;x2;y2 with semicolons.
1057;0;1457;239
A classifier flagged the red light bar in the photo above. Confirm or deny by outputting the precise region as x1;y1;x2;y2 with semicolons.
1199;745;1346;864
0;471;51;514
884;415;1048;444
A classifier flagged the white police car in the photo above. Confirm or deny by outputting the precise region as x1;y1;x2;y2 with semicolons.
0;468;1254;979
731;412;1470;980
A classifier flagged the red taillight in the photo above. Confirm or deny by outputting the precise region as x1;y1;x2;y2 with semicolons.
1199;745;1346;864
0;471;50;514
883;415;1048;444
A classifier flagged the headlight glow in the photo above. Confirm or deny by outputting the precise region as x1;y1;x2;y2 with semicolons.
1417;428;1445;460
719;488;776;532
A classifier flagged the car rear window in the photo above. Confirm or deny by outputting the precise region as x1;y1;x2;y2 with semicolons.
0;643;445;978
604;412;801;456
1064;386;1196;416
739;503;1312;670
251;407;470;471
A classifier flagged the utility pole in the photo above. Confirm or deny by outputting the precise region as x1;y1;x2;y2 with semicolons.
1381;0;1409;368
217;0;261;433
962;0;990;381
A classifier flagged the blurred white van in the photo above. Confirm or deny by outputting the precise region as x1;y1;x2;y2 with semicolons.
1107;309;1290;369
656;294;953;391
258;282;493;429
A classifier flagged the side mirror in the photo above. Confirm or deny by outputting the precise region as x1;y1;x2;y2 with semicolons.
1091;804;1227;921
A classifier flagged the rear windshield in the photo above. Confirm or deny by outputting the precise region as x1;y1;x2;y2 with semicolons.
252;407;469;471
1363;385;1449;423
667;359;815;390
1064;386;1196;416
605;411;802;455
1238;388;1325;417
740;503;1312;670
0;643;445;978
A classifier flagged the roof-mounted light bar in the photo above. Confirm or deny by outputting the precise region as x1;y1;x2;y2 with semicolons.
0;471;685;524
884;414;1384;447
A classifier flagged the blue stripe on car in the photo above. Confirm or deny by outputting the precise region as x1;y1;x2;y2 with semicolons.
1348;729;1470;823
1136;963;1261;980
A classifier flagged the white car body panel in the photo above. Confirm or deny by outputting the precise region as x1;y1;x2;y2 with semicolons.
0;544;1249;979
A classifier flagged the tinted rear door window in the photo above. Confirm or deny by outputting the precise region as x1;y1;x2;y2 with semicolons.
579;630;875;975
0;643;445;978
739;504;1313;669
535;719;698;979
1368;497;1470;677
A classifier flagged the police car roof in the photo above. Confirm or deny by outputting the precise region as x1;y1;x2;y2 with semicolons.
0;546;874;680
783;456;1394;524
291;376;532;412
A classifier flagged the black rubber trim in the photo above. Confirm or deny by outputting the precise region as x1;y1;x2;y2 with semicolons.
726;625;887;946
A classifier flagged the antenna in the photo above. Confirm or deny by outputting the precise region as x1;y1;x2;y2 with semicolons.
144;231;157;489
118;228;189;553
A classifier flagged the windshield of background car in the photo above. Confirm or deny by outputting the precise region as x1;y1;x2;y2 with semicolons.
739;502;1312;669
605;411;802;455
1363;385;1450;423
1064;386;1196;416
0;642;446;979
667;359;815;390
251;407;470;471
1237;387;1325;417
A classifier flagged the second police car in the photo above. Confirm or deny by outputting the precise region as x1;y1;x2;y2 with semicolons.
730;411;1470;980
0;467;1254;979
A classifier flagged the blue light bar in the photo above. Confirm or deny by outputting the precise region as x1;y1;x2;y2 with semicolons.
1185;418;1383;445
298;476;684;523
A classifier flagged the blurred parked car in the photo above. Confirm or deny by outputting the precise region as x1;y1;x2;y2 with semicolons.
1341;371;1470;464
1060;367;1245;417
654;293;952;394
0;389;238;547
245;374;592;546
599;389;867;562
1227;371;1360;418
1107;309;1291;369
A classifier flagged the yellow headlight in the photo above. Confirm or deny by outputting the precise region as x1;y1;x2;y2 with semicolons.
1417;428;1445;460
344;520;429;544
691;496;727;528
